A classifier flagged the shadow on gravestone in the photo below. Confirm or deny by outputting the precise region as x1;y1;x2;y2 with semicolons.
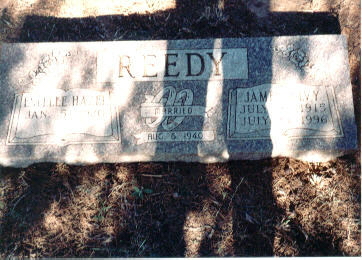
0;0;351;257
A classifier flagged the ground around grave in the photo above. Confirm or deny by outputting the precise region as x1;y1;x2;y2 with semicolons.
0;0;361;257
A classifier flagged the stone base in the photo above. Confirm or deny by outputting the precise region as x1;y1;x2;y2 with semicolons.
0;36;357;167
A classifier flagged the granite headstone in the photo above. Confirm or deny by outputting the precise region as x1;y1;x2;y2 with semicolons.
0;35;357;166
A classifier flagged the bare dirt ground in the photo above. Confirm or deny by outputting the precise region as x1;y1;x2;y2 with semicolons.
0;0;361;257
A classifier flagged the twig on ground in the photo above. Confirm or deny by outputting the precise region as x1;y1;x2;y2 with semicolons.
11;191;29;213
141;174;164;178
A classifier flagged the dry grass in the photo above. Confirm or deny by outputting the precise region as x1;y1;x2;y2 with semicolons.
0;157;360;257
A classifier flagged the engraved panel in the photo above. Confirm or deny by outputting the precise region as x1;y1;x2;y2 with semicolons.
97;48;248;82
135;86;215;144
227;84;343;140
7;89;120;145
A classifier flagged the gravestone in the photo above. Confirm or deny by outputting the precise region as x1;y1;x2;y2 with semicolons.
0;35;357;167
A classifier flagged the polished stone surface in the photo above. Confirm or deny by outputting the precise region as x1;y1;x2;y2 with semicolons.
0;35;357;166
